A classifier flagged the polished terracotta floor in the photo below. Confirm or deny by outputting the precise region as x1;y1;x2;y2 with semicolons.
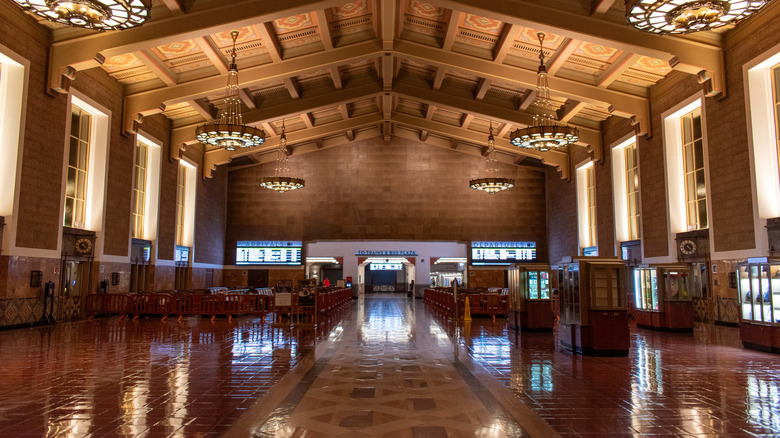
0;295;778;437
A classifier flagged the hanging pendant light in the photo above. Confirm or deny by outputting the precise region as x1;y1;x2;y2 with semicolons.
509;33;579;153
626;0;771;34
196;31;265;151
11;0;150;30
259;121;305;193
470;121;515;194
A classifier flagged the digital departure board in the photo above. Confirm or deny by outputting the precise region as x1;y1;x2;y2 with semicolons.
236;241;303;265
470;241;536;265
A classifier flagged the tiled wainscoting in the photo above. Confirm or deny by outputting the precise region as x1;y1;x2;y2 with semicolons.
0;297;81;327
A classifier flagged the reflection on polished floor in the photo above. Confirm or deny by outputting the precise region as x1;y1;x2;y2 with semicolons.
0;295;778;437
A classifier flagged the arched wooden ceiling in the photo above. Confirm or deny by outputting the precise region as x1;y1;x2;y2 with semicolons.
41;0;735;178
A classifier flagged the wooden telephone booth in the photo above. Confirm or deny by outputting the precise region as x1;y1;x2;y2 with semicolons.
508;264;554;331
557;257;629;356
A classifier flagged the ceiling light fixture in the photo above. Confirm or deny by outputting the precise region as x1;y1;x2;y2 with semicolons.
510;33;579;152
259;121;305;193
626;0;771;34
470;121;515;194
196;31;265;151
12;0;150;30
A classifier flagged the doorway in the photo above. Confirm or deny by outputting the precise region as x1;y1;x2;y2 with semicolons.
62;260;90;297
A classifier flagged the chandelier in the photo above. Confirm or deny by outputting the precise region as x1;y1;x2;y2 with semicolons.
11;0;150;30
196;31;265;151
259;121;305;193
470;122;515;194
626;0;772;34
510;33;579;153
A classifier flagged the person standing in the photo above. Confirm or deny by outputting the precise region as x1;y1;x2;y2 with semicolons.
408;280;414;299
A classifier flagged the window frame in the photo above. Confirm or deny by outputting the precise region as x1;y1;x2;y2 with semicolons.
576;160;597;253
175;159;197;250
680;107;707;230
611;136;642;244
662;94;711;237
64;104;91;229
743;43;780;259
131;139;148;239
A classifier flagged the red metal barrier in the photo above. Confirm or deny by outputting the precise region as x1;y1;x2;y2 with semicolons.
85;295;103;319
85;288;350;323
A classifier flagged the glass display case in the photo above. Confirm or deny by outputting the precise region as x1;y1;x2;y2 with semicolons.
632;265;693;331
736;258;780;353
508;264;552;331
738;262;779;324
557;257;628;356
634;268;658;311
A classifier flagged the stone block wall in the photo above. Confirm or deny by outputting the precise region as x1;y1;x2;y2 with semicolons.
226;136;549;263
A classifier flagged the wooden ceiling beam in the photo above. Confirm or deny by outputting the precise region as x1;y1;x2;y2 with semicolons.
460;113;474;129
394;40;649;133
238;88;256;109
497;123;513;138
393;81;601;150
171;81;384;150
187;100;214;121
314;9;334;50
597;53;642;88
381;54;394;90
393;112;570;178
283;77;301;99
262;122;277;136
590;0;617;16
160;0;186;16
301;113;314;128
257;22;283;62
123;40;380;131
475;78;491;100
493;24;521;64
330;65;343;89
49;0;347;91
557;100;588;123
379;0;397;50
339;104;350;121
425;104;436;120
204;113;383;177
518;90;536;111
433;67;446;90
427;0;724;94
194;36;228;75
133;50;176;86
546;38;579;77
442;11;463;51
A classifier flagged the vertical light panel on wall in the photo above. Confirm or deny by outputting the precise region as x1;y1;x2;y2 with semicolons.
745;46;780;219
576;161;595;252
0;46;28;217
67;92;110;233
179;159;197;249
611;136;638;243
662;96;705;235
136;133;162;242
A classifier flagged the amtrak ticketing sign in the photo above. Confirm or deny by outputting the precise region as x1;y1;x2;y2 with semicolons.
470;241;536;265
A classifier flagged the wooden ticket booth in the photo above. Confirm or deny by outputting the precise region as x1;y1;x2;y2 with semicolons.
557;257;629;356
508;264;554;331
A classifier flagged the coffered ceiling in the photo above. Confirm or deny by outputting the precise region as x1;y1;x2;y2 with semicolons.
39;0;739;178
